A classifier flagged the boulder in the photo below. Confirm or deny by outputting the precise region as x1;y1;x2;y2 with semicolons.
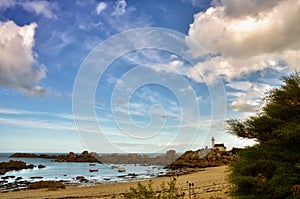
76;176;88;183
38;164;46;169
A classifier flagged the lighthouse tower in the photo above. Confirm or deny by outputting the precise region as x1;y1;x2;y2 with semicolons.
211;136;215;149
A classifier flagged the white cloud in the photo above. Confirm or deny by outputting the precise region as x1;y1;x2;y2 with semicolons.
211;0;284;18
227;81;273;113
230;97;259;113
112;0;127;16
0;0;57;18
0;117;74;131
147;60;184;74
0;21;48;96
95;2;107;14
188;0;300;82
0;0;15;8
21;1;57;18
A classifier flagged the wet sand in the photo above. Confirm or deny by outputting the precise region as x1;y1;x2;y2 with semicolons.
0;165;231;199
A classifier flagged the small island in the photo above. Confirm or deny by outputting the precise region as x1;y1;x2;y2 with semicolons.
10;151;101;163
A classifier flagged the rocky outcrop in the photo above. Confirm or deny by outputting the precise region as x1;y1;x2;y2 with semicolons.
165;148;239;169
54;151;101;163
99;150;179;165
10;151;101;163
10;153;57;159
9;150;179;165
0;160;35;175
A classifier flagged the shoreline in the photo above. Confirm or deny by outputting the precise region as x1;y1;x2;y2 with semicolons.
0;165;231;199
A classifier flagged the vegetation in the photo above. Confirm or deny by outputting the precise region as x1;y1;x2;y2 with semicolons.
125;177;185;199
227;73;300;198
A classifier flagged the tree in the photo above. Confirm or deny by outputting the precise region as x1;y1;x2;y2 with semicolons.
227;73;300;198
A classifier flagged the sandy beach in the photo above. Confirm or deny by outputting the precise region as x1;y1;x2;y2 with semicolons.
0;165;231;199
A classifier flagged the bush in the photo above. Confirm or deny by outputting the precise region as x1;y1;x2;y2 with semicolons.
125;177;184;199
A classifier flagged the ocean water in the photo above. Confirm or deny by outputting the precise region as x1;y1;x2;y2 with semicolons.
0;153;166;185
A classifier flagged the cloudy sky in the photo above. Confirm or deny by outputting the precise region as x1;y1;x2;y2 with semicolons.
0;0;298;153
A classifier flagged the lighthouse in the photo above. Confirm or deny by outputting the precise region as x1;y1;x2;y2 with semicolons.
211;136;215;149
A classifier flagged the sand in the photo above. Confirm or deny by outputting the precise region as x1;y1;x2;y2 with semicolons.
0;166;232;199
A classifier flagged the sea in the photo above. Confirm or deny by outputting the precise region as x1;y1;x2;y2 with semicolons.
0;153;166;186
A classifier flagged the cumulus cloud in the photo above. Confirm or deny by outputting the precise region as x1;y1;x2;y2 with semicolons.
0;21;47;96
187;0;300;83
227;81;272;113
95;2;107;14
112;0;127;16
230;98;259;113
211;0;285;18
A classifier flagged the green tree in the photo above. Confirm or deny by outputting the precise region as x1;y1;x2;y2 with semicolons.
227;73;300;199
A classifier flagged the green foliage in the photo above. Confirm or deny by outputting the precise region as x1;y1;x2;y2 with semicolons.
125;177;183;199
125;180;156;199
227;73;300;198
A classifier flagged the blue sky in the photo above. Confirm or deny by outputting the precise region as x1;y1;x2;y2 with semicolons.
0;0;298;153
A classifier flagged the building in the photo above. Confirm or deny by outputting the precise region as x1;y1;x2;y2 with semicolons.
211;137;227;151
214;143;226;151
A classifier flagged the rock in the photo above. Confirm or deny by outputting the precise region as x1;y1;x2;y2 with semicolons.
15;177;22;181
76;176;88;183
98;150;179;165
38;164;46;169
30;176;43;179
9;153;37;158
27;164;35;169
0;160;36;175
65;152;76;162
27;181;65;189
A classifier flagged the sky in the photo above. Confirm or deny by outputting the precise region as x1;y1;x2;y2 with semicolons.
0;0;299;153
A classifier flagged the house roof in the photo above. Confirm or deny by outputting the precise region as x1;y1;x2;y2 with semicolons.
214;143;226;147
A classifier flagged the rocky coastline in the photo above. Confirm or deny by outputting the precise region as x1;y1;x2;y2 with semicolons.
10;150;179;166
165;148;239;169
0;148;239;193
98;150;178;165
10;151;101;163
0;160;48;192
0;160;45;175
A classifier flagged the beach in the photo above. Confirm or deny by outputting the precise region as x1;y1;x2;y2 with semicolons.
0;165;231;199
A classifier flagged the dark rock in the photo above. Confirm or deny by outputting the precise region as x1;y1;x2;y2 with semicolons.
0;160;36;175
10;151;102;163
15;177;22;181
9;153;37;158
76;176;88;183
30;176;43;179
1;176;9;180
65;152;76;162
27;164;34;169
38;164;46;169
